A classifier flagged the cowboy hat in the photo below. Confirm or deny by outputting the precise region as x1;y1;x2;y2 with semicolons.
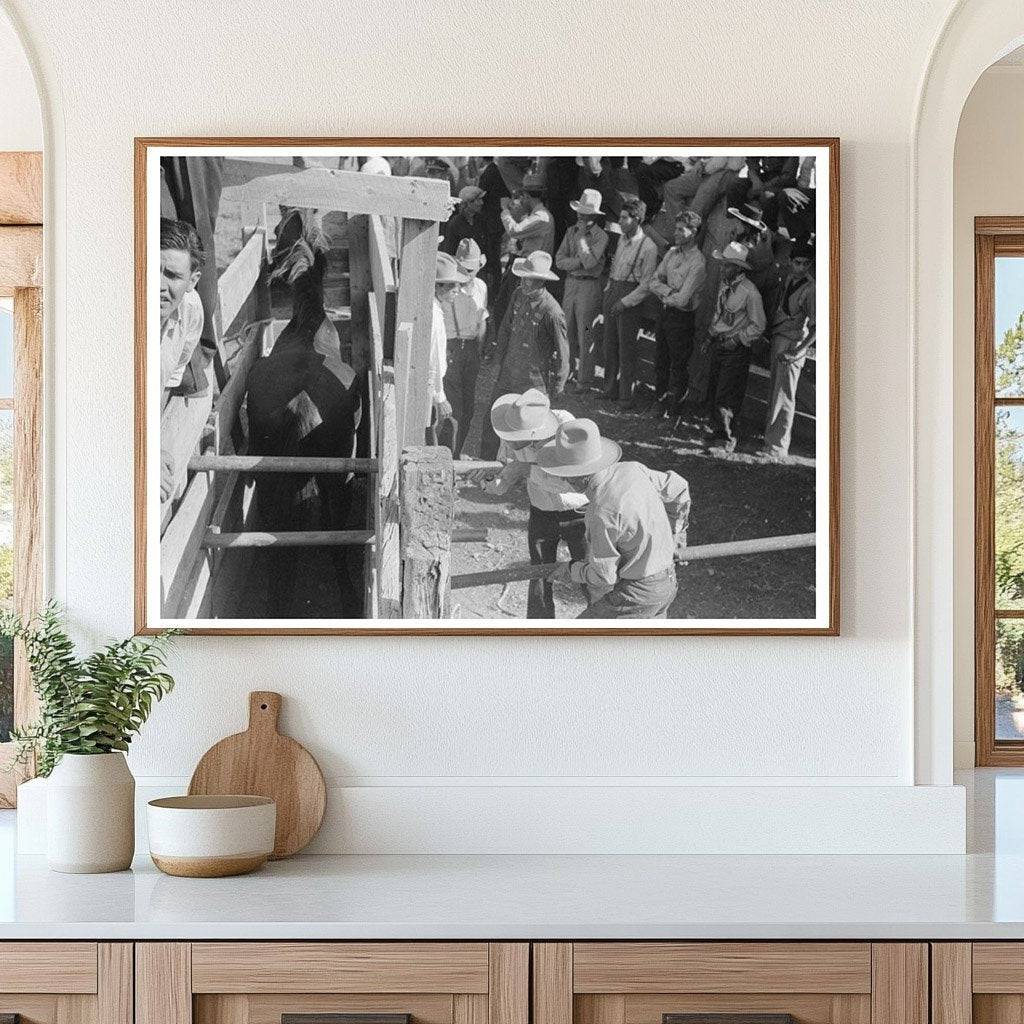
512;250;559;281
790;238;815;261
490;389;561;442
537;418;622;478
457;185;486;204
570;188;604;216
455;237;486;273
712;240;752;270
727;201;767;232
435;251;469;285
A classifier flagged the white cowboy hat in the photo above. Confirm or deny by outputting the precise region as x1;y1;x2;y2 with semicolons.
570;188;604;216
711;240;752;270
455;237;486;273
512;250;559;281
435;251;469;285
537;418;622;477
490;389;561;441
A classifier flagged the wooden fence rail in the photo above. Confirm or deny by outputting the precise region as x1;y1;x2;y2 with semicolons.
450;532;818;590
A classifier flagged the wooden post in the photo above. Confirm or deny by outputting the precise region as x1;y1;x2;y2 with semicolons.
347;213;372;376
395;218;439;449
394;320;414;450
400;445;454;618
376;365;402;617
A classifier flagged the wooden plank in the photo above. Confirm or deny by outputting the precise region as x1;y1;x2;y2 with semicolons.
974;995;1024;1024
239;995;452;1024
1;286;43;805
161;467;216;615
218;229;264;334
231;168;454;222
931;945;971;1024
395;219;439;443
369;291;385;383
369;214;396;335
0;996;60;1024
576;996;625;1024
189;454;378;474
972;943;1024;991
55;994;95;1024
348;214;372;375
191;942;489;994
870;945;927;1024
193;995;248;1024
490;943;529;1024
136;943;191;1024
400;445;454;618
0;226;42;290
204;529;374;548
376;364;401;617
454;995;488;1024
572;943;872;994
534;944;573;1024
98;944;133;1024
215;327;262;449
0;152;43;224
0;943;98;993
393;321;414;450
623;995;835;1024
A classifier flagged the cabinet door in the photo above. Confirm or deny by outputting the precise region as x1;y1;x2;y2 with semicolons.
0;942;132;1024
936;943;1024;1024
137;942;528;1024
534;943;927;1024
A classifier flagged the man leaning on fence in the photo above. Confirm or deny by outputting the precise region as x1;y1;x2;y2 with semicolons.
539;419;691;619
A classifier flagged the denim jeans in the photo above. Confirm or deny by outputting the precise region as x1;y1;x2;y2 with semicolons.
577;566;678;619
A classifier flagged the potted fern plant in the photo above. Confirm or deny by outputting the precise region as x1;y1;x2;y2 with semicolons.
2;603;176;873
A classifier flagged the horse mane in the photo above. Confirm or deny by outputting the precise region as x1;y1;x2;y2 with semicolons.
270;208;330;285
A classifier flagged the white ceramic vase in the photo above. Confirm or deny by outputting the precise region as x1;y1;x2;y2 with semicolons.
46;752;135;873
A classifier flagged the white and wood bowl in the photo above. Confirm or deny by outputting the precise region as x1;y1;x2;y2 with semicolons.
147;795;276;877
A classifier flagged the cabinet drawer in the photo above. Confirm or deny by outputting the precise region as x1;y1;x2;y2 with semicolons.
572;944;872;994
139;942;528;1024
191;942;490;993
0;942;98;993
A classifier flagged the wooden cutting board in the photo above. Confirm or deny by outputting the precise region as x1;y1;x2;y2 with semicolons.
188;691;326;859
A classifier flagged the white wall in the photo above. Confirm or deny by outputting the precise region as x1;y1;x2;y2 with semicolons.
0;8;40;151
0;0;976;852
952;65;1024;768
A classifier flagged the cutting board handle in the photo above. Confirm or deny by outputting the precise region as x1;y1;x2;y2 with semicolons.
248;691;282;734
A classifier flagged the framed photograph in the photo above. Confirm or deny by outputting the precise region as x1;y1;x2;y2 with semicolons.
135;138;838;635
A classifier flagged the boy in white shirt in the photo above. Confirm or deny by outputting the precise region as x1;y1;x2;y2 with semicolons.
439;238;489;456
477;389;588;618
428;252;467;442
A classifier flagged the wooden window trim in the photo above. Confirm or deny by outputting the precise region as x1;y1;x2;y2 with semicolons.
0;151;43;807
975;217;1024;765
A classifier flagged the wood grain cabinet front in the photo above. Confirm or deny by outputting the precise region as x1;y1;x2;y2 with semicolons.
931;943;1024;1024
136;943;529;1024
0;943;132;1024
533;944;929;1024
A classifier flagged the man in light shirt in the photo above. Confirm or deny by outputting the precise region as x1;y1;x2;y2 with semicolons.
159;217;205;397
540;419;690;619
159;218;205;502
555;189;609;391
602;196;659;409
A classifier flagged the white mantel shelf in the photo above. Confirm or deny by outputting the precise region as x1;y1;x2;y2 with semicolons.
1;851;1024;940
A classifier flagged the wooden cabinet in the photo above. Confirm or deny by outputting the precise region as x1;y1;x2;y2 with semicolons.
0;942;132;1024
931;943;1024;1024
136;943;528;1024
532;944;928;1024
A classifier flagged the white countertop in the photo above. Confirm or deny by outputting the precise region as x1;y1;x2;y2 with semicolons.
1;849;1024;940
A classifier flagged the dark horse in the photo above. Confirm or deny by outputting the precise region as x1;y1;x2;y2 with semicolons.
245;207;363;617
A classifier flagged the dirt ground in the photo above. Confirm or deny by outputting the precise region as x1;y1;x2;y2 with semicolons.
450;352;818;622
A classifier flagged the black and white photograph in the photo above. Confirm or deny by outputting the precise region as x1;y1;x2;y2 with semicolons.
137;142;837;634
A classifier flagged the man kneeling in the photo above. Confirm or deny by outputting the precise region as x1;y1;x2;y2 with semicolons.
539;419;690;619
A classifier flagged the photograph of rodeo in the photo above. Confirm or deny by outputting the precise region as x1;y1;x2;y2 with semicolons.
142;146;831;631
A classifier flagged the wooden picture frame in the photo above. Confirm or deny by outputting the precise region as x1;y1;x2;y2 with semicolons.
0;151;43;806
135;138;840;636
